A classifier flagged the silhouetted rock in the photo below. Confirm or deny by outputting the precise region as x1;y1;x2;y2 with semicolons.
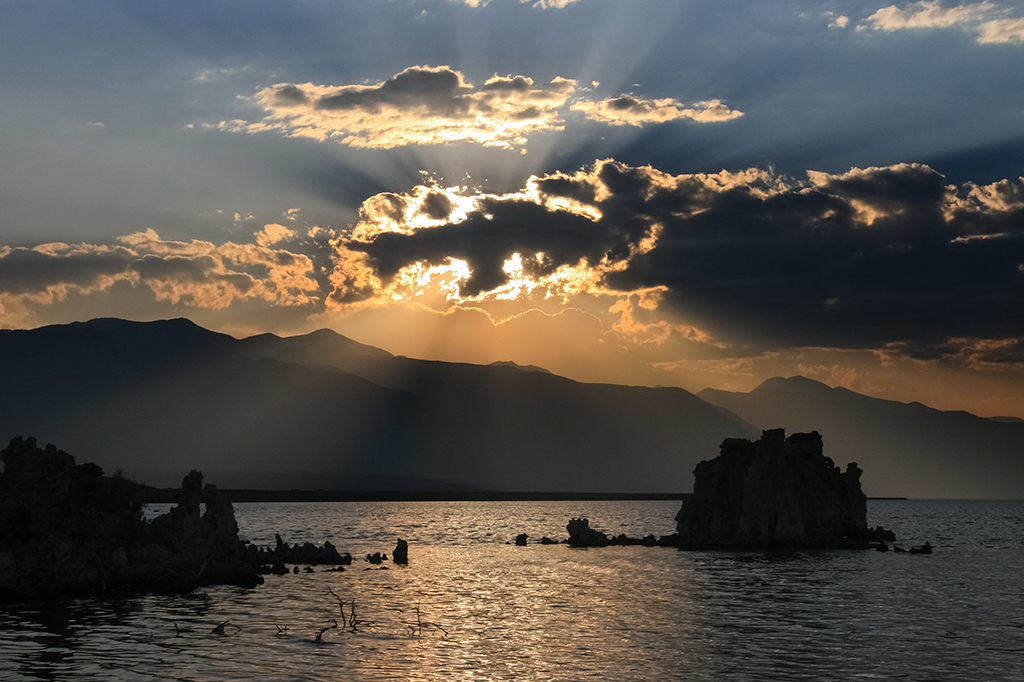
675;429;887;549
393;538;408;564
909;541;933;555
252;535;350;567
540;536;558;545
367;552;383;565
867;525;897;542
566;518;609;547
0;437;263;600
514;533;529;546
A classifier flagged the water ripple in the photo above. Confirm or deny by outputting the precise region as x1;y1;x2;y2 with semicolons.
4;500;1024;680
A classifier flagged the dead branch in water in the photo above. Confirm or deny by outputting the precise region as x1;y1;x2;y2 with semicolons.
326;587;375;631
410;603;448;637
315;618;338;641
211;620;241;635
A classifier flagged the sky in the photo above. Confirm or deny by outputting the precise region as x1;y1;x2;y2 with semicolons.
2;0;1024;417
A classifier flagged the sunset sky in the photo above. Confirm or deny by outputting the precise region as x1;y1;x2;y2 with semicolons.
3;0;1024;417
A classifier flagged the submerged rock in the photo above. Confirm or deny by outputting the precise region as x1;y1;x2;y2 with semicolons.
0;437;263;600
675;429;890;549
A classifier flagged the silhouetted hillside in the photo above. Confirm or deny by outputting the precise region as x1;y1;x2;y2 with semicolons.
0;318;756;492
699;377;1024;498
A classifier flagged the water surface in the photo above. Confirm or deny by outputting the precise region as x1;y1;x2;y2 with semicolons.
3;500;1023;681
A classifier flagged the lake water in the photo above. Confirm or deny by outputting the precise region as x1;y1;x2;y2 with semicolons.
2;499;1023;681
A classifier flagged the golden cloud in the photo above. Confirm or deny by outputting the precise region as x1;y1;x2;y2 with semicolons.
862;1;1024;44
571;96;744;126
231;66;577;150
0;229;321;325
210;65;745;149
255;222;296;247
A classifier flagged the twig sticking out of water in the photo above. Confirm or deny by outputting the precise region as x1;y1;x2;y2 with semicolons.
211;620;241;635
172;621;193;637
315;618;338;641
326;587;375;631
408;603;448;637
274;623;289;635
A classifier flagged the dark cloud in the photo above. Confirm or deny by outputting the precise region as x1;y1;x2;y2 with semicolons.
610;166;1024;347
342;160;1024;349
417;191;455;221
132;255;218;281
885;337;1024;366
313;67;472;117
0;247;134;295
353;198;609;297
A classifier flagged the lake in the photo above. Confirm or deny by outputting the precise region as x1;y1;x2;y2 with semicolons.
2;499;1023;681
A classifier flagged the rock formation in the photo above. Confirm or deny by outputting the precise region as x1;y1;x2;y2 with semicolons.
251;534;352;570
566;518;610;547
0;437;263;600
675;429;888;549
392;538;409;564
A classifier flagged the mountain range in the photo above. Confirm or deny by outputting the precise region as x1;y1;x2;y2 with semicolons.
699;377;1024;498
1;318;1022;497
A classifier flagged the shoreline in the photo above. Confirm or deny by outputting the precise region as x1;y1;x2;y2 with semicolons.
140;489;692;503
139;489;912;504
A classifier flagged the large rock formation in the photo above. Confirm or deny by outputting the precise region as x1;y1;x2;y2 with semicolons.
0;437;263;600
675;429;878;548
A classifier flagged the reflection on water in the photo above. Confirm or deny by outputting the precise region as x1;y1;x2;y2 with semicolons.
3;500;1024;681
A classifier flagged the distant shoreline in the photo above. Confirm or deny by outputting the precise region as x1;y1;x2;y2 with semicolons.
139;488;910;503
140;489;691;503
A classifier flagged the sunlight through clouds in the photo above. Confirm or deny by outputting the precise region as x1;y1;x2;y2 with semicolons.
209;65;744;151
222;67;578;150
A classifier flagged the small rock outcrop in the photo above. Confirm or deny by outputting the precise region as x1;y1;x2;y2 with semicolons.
251;534;352;569
392;538;409;564
566;518;609;547
0;437;263;600
675;429;888;549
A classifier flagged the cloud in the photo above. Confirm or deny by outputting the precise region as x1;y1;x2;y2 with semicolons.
977;16;1024;42
571;96;743;126
224;66;577;150
861;1;1024;44
212;65;743;149
255;223;296;247
454;0;586;7
325;159;1024;355
526;0;586;7
0;229;323;325
8;158;1024;369
879;337;1024;367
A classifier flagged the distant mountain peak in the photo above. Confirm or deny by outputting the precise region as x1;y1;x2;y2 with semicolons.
488;360;552;374
753;375;834;394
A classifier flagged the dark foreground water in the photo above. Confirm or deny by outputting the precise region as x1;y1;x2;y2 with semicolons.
2;500;1023;681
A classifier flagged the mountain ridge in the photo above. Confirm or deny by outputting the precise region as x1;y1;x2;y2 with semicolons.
0;318;756;493
699;376;1024;498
